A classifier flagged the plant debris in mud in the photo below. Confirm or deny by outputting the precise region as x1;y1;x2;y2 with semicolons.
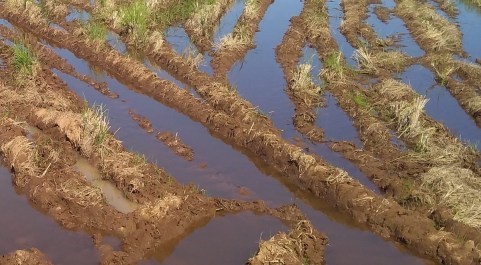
0;248;53;265
247;220;327;265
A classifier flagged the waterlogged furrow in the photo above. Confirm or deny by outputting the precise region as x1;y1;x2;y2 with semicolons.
325;0;357;66
3;0;481;264
365;1;424;57
0;166;99;265
399;65;481;148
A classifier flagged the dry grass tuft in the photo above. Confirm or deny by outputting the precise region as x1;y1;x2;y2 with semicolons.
35;106;111;158
5;0;46;24
1;136;39;187
247;220;325;265
422;166;481;228
138;194;182;220
149;30;165;52
182;46;204;71
185;0;233;41
377;79;434;151
58;178;104;207
354;46;410;74
396;0;461;52
213;23;251;51
244;0;261;20
290;64;322;107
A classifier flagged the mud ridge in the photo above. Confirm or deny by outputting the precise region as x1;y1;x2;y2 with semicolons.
210;0;274;79
3;4;481;264
275;7;325;142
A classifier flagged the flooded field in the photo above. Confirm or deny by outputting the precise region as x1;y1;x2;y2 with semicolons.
0;0;481;264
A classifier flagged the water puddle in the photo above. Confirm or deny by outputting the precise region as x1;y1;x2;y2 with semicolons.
455;0;481;61
427;0;452;20
74;157;139;214
65;6;90;23
326;0;357;66
49;22;68;33
399;65;481;148
107;31;127;54
302;46;363;146
366;3;425;57
149;212;286;264
165;26;213;74
0;165;99;264
213;0;245;43
229;0;377;191
0;18;16;32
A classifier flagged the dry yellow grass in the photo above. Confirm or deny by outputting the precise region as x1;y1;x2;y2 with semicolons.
58;178;104;207
5;0;46;24
1;136;39;187
354;46;410;73
396;0;461;52
422;166;481;228
290;63;322;107
185;0;234;42
247;220;324;265
35;106;111;158
137;194;182;220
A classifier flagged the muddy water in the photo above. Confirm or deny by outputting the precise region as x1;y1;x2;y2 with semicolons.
213;0;244;43
75;157;139;214
0;165;99;264
399;64;481;148
65;6;90;23
228;0;377;191
38;24;434;265
0;11;433;265
0;18;15;31
326;0;357;66
165;26;213;74
147;212;286;264
455;0;481;61
366;1;424;57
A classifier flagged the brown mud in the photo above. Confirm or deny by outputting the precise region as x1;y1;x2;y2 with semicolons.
0;248;54;265
275;8;325;142
2;1;481;264
0;36;327;264
128;109;154;133
210;0;274;79
184;0;236;53
156;131;195;161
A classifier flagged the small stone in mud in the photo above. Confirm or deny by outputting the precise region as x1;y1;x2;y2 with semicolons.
197;162;208;169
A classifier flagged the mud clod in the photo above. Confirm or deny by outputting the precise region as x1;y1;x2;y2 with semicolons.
156;131;194;161
247;220;327;265
0;248;53;265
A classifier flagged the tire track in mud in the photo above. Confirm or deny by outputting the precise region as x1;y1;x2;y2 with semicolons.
0;28;328;264
304;0;481;255
2;2;481;265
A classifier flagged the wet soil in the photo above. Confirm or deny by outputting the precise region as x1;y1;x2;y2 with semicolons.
2;0;481;264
